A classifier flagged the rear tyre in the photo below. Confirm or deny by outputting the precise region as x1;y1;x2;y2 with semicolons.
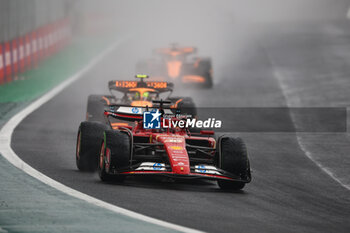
217;136;251;190
197;59;213;88
98;130;130;182
76;121;109;172
86;95;107;122
176;97;197;117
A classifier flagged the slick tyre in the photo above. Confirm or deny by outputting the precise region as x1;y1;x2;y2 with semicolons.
217;136;251;190
76;121;109;172
98;130;130;182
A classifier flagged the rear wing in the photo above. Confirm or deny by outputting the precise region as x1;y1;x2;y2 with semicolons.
154;47;197;56
108;80;173;93
105;105;174;122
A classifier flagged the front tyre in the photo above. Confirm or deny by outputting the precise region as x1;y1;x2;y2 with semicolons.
218;180;245;190
98;130;130;182
217;136;251;191
76;121;109;172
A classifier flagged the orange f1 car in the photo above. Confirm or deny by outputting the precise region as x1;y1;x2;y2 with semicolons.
136;44;213;88
86;75;197;123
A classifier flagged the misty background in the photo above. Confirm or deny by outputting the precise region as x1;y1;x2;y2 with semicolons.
1;0;350;107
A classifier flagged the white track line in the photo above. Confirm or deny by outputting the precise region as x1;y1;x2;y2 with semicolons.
272;68;350;191
0;37;203;233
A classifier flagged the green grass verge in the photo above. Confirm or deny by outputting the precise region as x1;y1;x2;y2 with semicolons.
0;36;112;103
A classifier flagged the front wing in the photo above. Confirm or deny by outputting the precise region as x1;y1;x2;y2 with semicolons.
116;163;251;183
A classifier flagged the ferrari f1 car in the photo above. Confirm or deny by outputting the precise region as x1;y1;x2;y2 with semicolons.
86;74;196;123
136;44;213;88
76;102;251;190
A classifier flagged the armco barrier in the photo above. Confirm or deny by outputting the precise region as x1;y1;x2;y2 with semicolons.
4;42;11;83
11;39;19;77
18;37;25;74
0;18;71;85
31;31;38;68
42;26;49;59
0;44;4;84
37;27;45;62
25;34;31;70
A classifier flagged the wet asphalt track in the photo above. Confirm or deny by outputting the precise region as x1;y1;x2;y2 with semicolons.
12;22;350;233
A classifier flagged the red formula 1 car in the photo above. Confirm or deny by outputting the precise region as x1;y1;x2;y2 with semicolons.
76;102;251;190
136;44;213;88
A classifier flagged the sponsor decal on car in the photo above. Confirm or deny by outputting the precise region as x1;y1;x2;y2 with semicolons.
131;107;139;114
164;139;183;143
194;165;220;175
197;165;206;173
152;163;163;170
135;162;166;171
